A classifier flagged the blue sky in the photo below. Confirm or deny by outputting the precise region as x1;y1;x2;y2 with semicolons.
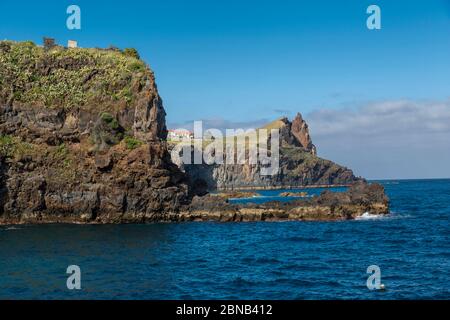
1;0;450;179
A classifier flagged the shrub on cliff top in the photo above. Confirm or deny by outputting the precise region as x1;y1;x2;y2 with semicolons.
0;41;148;110
123;48;140;60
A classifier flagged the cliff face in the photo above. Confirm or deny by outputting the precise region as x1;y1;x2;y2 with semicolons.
0;41;189;223
181;114;359;191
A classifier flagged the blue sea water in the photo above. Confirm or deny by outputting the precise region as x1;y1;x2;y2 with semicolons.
0;179;449;300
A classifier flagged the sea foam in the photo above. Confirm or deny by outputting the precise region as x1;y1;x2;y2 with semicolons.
355;212;384;220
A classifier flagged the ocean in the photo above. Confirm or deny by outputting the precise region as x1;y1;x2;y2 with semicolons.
0;179;449;299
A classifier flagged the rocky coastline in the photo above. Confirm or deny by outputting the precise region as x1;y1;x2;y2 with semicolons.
0;180;389;224
181;181;389;222
0;40;389;224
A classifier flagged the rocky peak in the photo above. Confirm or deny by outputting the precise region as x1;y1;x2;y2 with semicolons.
290;113;316;155
273;113;316;155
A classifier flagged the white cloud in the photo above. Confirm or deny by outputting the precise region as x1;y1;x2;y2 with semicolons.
308;99;450;139
306;99;450;179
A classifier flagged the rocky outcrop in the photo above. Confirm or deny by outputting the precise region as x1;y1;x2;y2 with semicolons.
0;41;189;224
273;114;316;154
279;191;308;197
214;191;260;199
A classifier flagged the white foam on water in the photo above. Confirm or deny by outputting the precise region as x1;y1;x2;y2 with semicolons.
355;212;385;220
2;226;22;231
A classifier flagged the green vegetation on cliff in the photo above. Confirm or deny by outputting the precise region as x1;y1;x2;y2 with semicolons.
0;40;147;110
124;136;144;150
280;146;344;175
0;134;34;159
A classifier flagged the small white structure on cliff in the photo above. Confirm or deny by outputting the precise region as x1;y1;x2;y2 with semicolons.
168;129;193;141
67;40;78;48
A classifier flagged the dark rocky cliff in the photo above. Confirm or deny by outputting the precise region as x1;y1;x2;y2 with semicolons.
0;41;189;223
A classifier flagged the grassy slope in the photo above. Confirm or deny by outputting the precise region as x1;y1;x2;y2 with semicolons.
0;40;147;110
260;118;287;130
280;146;345;175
